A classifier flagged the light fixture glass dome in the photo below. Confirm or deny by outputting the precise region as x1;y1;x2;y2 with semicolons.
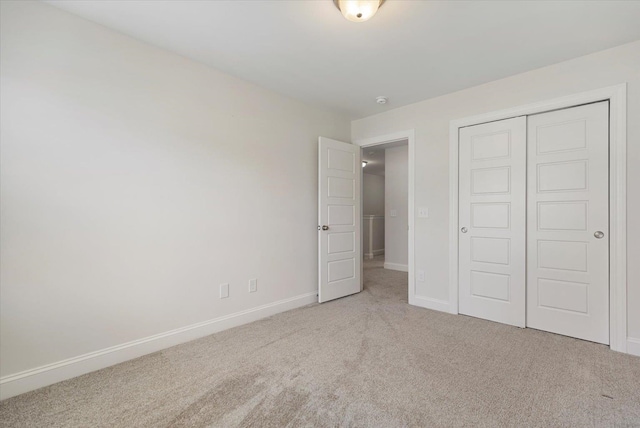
336;0;383;23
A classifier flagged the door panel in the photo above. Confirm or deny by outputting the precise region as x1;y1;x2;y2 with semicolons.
318;137;361;303
458;117;527;327
527;101;609;344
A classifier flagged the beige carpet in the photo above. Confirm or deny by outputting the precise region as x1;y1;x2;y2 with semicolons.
2;256;639;427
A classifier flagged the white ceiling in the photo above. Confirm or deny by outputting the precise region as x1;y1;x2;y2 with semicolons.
46;0;640;119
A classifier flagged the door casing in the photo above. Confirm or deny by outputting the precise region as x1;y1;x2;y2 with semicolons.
449;84;628;353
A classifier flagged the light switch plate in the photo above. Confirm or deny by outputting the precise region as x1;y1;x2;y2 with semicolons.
390;209;397;217
249;279;257;293
418;207;429;218
417;270;425;282
220;283;229;299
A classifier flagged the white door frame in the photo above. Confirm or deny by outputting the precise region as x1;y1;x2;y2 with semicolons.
448;83;628;353
354;130;416;305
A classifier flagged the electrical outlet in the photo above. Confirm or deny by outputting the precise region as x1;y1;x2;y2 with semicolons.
417;270;425;282
390;209;397;217
220;283;229;299
418;207;429;218
249;279;257;293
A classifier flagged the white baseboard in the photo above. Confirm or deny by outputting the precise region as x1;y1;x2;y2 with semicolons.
384;262;408;272
0;292;317;401
365;249;384;258
411;295;451;313
627;338;640;357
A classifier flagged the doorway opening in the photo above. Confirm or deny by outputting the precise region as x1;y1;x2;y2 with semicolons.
360;137;412;301
317;131;414;304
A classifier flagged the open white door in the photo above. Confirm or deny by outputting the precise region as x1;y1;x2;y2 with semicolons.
318;137;361;303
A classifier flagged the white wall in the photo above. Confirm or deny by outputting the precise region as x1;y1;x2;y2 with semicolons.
0;0;350;390
384;146;408;270
363;173;385;216
352;40;640;347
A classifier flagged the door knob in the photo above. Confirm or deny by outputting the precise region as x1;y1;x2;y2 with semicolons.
322;225;329;231
461;227;468;233
594;231;604;239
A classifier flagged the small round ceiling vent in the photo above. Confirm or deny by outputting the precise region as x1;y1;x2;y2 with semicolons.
376;96;388;105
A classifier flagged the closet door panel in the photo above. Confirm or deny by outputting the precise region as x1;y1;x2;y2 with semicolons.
526;101;609;344
459;117;527;327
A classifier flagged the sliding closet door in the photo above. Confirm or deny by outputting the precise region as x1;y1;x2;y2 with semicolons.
459;117;526;327
527;102;609;344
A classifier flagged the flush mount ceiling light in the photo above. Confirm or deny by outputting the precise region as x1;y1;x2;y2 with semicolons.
334;0;385;23
376;96;388;104
362;161;368;168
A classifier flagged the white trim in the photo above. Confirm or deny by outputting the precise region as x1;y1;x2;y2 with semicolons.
365;249;385;258
609;85;628;354
354;130;416;305
413;296;451;313
449;122;460;315
448;83;628;353
0;292;317;400
627;338;640;357
384;262;408;272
